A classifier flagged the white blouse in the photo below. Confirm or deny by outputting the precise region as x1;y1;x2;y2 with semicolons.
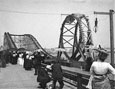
90;61;115;75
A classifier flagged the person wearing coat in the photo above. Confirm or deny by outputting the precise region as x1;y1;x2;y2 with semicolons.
51;60;64;89
33;51;43;75
37;66;51;89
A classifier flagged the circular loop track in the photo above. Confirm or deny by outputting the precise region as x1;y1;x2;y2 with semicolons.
58;14;93;61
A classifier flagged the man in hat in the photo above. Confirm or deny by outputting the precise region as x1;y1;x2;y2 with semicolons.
51;60;64;89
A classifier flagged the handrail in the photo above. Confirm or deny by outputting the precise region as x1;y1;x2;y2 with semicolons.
42;63;115;89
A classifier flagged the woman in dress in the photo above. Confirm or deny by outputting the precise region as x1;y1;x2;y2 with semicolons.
87;48;115;89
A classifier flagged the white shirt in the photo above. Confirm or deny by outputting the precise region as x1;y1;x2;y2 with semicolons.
90;61;115;75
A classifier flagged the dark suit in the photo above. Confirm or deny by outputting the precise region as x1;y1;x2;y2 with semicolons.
37;67;51;89
51;62;64;89
33;52;42;75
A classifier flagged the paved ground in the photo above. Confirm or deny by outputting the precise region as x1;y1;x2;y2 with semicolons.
0;64;76;89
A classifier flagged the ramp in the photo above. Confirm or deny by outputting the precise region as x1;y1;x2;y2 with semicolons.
3;32;54;58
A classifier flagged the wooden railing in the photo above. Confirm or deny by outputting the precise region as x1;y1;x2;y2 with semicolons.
42;63;115;89
62;68;115;89
62;66;90;89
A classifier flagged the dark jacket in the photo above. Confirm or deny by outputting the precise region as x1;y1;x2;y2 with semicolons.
51;63;63;79
33;53;42;67
37;67;51;83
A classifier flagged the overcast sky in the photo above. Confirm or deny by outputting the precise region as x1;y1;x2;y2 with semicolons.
0;0;114;48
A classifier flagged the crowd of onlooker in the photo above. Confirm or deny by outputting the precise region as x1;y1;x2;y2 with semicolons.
1;45;115;89
0;49;64;89
0;49;46;70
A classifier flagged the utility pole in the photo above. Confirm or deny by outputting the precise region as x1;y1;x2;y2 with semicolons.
94;10;114;67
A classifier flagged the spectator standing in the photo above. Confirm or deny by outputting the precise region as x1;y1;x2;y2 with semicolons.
51;60;64;89
85;51;93;71
0;50;6;67
86;48;115;89
23;52;27;69
37;66;51;89
11;51;18;64
33;51;42;75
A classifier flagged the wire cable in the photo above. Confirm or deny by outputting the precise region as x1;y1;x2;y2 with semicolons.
0;9;60;15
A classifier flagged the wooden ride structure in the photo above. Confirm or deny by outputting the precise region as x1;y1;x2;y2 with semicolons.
58;14;93;62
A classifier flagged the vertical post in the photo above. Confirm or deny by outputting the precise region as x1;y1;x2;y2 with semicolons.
109;10;114;67
94;10;114;67
77;74;82;89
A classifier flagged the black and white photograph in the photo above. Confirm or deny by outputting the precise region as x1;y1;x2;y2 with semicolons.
0;0;115;89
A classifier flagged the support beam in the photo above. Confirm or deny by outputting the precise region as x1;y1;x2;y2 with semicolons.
94;10;115;67
109;10;114;67
94;11;109;15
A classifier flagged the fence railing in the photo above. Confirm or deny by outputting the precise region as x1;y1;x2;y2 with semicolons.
42;63;115;89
